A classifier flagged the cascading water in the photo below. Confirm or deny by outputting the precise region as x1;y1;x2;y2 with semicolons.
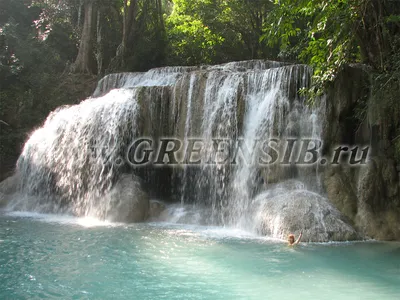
14;89;140;217
92;66;197;97
5;60;358;240
179;73;198;205
199;71;243;223
228;69;292;228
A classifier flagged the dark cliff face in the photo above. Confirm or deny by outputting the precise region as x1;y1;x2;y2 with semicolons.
322;65;400;240
0;74;99;182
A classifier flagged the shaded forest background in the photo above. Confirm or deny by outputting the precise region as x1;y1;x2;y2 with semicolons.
1;0;399;180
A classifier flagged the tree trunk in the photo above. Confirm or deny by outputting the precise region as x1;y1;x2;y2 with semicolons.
109;0;137;71
356;0;396;71
73;0;97;74
96;8;104;76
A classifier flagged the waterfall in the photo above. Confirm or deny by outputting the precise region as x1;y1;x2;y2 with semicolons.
228;68;291;228
93;66;197;97
180;73;198;205
199;71;243;224
13;89;140;216
8;60;337;234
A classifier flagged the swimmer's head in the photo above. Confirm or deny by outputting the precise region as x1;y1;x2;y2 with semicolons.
288;234;295;244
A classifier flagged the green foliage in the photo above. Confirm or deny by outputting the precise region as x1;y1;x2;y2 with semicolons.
1;0;400;178
0;0;80;179
264;0;400;101
0;19;23;82
166;1;224;65
166;0;278;65
125;0;168;71
263;0;360;98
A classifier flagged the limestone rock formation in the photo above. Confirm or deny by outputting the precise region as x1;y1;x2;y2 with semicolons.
3;60;399;240
104;174;150;223
323;166;358;221
0;174;20;208
148;200;166;220
253;189;360;242
355;158;400;240
321;65;400;240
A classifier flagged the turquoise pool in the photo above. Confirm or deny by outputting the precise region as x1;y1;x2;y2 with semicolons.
0;211;399;299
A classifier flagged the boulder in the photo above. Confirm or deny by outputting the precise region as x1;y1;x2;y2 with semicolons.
148;200;166;220
0;174;20;208
253;189;360;242
104;174;149;223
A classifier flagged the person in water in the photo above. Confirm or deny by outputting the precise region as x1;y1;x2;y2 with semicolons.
288;231;302;246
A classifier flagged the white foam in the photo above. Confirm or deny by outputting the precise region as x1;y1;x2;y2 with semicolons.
5;211;119;228
148;221;282;243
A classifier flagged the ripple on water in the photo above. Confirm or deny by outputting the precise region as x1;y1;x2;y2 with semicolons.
0;212;399;300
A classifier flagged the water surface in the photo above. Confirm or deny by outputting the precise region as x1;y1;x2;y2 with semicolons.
1;211;399;299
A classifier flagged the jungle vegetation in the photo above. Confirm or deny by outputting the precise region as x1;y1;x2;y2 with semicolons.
1;0;399;178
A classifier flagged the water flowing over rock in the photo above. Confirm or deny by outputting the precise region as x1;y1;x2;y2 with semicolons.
157;204;214;225
102;174;149;223
0;174;20;208
148;200;166;220
252;182;359;242
12;89;142;218
3;60;396;240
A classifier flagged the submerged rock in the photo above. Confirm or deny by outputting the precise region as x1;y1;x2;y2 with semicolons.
253;189;360;242
104;174;149;223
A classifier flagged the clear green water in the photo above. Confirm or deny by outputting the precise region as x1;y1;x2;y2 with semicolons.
1;211;399;300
